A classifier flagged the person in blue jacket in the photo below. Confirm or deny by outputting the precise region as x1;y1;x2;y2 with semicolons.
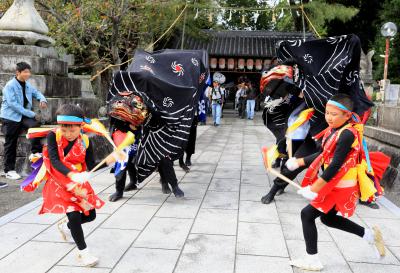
0;62;47;182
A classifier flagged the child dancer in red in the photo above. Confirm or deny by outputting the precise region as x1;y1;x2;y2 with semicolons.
285;94;385;271
35;104;120;266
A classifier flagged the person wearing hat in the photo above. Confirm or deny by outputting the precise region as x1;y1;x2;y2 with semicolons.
207;79;225;126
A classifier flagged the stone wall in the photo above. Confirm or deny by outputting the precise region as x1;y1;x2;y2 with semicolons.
0;43;108;174
376;105;400;132
0;44;104;123
0;126;114;176
364;126;400;206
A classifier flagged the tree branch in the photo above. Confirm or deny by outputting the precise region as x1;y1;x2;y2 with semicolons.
36;1;66;23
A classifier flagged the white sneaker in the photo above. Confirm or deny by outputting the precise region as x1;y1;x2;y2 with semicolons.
364;226;386;258
78;248;99;267
289;253;324;271
57;219;71;242
5;171;21;180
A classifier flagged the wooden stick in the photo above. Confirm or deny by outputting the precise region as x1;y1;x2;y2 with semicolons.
105;135;117;149
89;156;110;174
268;168;302;190
261;147;301;190
287;137;293;158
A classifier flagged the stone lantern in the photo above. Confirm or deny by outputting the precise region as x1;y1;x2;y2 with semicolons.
0;0;107;175
0;0;54;47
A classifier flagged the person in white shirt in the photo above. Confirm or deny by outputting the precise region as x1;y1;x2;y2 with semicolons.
207;80;224;126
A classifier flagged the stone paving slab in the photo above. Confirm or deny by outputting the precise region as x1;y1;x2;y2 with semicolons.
237;221;288;257
0;222;48;259
59;228;140;268
155;197;202;219
0;115;399;273
133;217;193;250
238;200;280;224
174;234;236;273
112;248;180;273
235;255;293;273
202;191;239;210
191;208;237;235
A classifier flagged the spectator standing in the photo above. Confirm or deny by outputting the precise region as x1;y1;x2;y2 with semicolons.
207;80;224;126
246;82;257;120
0;62;47;181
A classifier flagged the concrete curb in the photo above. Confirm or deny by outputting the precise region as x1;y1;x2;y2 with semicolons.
377;196;400;217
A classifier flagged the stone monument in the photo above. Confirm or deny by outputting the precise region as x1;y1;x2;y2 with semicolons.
0;0;110;175
360;50;375;98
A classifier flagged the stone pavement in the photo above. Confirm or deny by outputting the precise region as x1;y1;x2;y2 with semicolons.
0;111;400;273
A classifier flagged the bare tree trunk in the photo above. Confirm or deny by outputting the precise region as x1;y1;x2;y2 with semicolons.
111;16;121;72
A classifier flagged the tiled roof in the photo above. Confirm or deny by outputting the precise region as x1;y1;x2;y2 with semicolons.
176;30;314;58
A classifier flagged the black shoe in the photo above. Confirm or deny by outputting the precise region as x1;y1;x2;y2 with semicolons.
359;200;380;209
179;161;190;173
0;182;8;189
261;184;281;204
275;188;285;196
185;157;192;167
161;182;172;194
172;186;184;198
109;192;123;202
124;182;138;192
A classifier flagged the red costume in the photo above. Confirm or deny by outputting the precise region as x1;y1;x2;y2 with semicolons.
39;129;104;216
302;124;361;217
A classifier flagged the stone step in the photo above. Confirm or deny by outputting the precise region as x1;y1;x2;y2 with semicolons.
0;97;103;124
0;55;67;76
81;90;96;99
365;126;400;148
38;97;103;123
376;105;400;132
70;75;96;99
364;126;400;205
0;73;82;97
0;44;59;59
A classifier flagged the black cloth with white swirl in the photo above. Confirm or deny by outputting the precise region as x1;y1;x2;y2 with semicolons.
277;34;373;136
107;49;209;182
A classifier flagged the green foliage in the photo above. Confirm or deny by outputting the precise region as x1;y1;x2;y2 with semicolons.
300;0;358;37
325;0;383;52
140;0;216;49
218;0;273;30
372;0;400;83
207;0;358;36
1;0;214;73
